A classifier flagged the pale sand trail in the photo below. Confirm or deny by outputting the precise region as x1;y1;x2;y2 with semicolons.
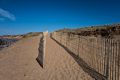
0;35;93;80
0;36;43;80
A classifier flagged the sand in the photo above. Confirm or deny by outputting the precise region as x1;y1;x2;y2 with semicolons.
0;35;93;80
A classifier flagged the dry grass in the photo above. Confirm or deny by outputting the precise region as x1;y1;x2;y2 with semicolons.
22;32;43;38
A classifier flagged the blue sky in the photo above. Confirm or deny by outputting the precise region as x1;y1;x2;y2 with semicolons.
0;0;120;35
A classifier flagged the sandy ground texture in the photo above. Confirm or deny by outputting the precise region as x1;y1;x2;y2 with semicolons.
0;35;93;80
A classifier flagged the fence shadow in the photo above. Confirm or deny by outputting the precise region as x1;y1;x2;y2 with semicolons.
36;36;44;68
51;36;107;80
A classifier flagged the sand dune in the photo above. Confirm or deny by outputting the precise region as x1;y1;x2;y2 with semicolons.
0;35;93;80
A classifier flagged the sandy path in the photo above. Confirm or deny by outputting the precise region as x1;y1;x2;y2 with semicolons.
0;36;43;80
41;35;93;80
0;35;93;80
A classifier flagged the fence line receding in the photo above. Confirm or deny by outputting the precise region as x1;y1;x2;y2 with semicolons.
51;32;120;80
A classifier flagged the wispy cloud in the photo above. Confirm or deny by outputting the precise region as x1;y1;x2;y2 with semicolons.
0;8;15;21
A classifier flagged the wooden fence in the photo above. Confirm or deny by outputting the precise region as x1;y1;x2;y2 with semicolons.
51;32;120;80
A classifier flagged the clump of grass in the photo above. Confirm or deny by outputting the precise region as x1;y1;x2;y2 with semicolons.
0;40;6;45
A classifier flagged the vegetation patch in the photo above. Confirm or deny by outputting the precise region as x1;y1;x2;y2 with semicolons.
22;32;42;38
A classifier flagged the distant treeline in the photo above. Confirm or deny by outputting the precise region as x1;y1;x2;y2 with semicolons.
0;38;18;49
0;38;17;45
57;24;120;37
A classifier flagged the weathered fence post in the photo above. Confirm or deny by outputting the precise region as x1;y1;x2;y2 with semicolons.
106;38;110;80
36;31;48;68
78;35;80;56
117;39;119;80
